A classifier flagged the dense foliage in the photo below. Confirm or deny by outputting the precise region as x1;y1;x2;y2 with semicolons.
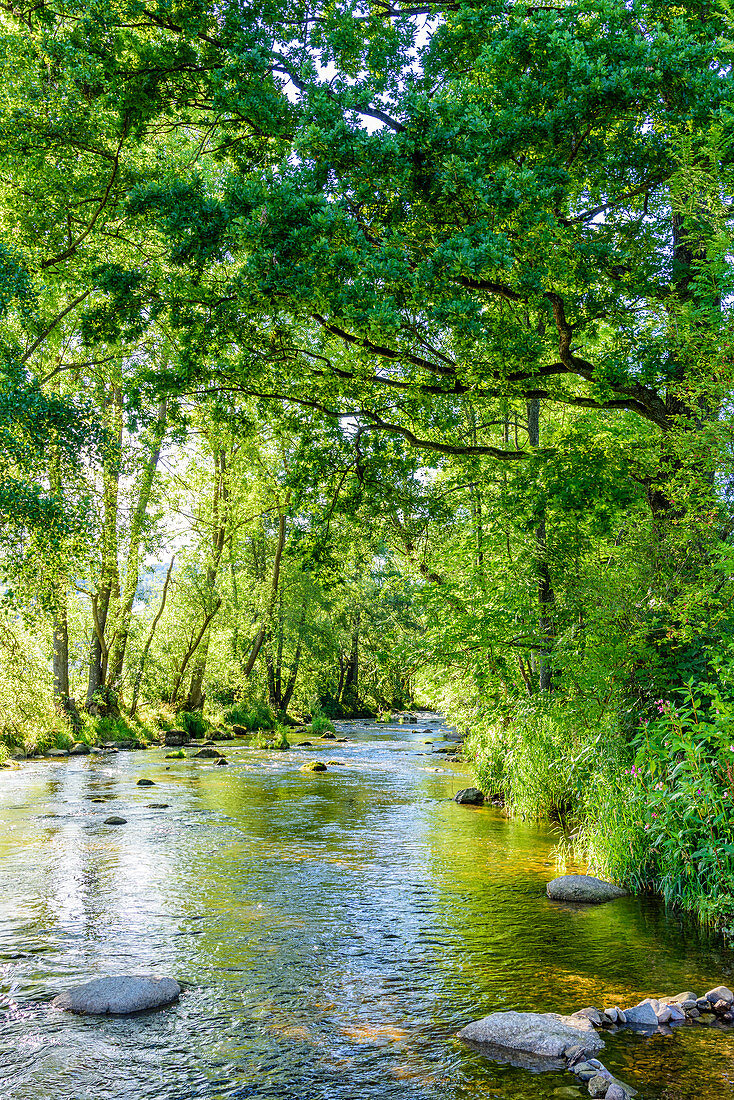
1;0;734;928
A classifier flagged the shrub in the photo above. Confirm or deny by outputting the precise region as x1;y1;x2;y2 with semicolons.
583;683;734;929
177;711;209;739
310;705;335;736
224;702;274;731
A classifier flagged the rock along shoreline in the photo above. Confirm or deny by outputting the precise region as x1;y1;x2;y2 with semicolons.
459;984;734;1099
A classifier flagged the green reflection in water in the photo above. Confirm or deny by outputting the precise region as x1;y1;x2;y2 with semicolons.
0;722;733;1100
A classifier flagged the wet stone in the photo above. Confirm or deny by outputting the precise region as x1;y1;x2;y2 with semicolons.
705;985;733;1006
103;816;127;825
547;875;627;904
454;788;484;805
52;975;180;1015
301;761;327;772
588;1076;609;1098
137;779;155;786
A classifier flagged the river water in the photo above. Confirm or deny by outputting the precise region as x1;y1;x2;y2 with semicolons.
1;716;733;1100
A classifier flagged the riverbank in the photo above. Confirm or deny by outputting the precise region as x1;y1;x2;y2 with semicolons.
456;698;734;941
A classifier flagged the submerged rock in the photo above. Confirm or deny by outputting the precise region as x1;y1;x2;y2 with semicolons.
454;788;485;805
546;875;627;903
52;975;180;1015
458;1010;604;1060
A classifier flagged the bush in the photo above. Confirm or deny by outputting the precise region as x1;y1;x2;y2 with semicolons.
223;702;274;731
466;697;628;824
177;711;209;739
310;705;335;736
582;683;734;930
251;725;289;749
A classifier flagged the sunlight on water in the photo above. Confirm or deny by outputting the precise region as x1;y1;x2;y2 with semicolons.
0;717;733;1100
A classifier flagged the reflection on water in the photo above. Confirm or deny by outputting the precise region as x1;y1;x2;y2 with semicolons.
1;717;733;1100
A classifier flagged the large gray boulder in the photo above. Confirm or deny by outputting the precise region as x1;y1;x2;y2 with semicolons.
458;1010;604;1060
52;975;180;1015
546;875;627;903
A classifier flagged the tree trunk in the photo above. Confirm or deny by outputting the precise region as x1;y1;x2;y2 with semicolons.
52;598;71;711
527;397;554;692
184;446;229;710
340;610;361;710
86;382;123;711
129;555;175;717
242;505;288;676
48;426;71;713
107;397;167;692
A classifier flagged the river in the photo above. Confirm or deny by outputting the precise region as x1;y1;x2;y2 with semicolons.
1;715;733;1099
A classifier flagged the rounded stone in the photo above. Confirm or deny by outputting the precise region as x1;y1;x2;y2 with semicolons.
137;779;155;786
52;975;180;1015
458;1011;604;1059
546;875;627;903
301;761;327;772
103;816;127;825
454;787;485;805
705;985;734;1006
588;1076;609;1099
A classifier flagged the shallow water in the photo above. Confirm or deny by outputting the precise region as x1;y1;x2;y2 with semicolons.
1;717;733;1100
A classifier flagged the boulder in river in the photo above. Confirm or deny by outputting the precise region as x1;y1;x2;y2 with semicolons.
546;875;627;903
454;788;485;805
301;761;327;772
164;730;188;747
621;1001;659;1028
458;1010;604;1060
52;975;180;1015
588;1075;610;1098
705;985;733;1006
193;747;222;759
137;779;155;786
103;816;127;825
69;743;90;755
47;749;68;758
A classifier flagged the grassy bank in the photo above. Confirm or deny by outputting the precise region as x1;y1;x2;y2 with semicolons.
454;692;734;939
